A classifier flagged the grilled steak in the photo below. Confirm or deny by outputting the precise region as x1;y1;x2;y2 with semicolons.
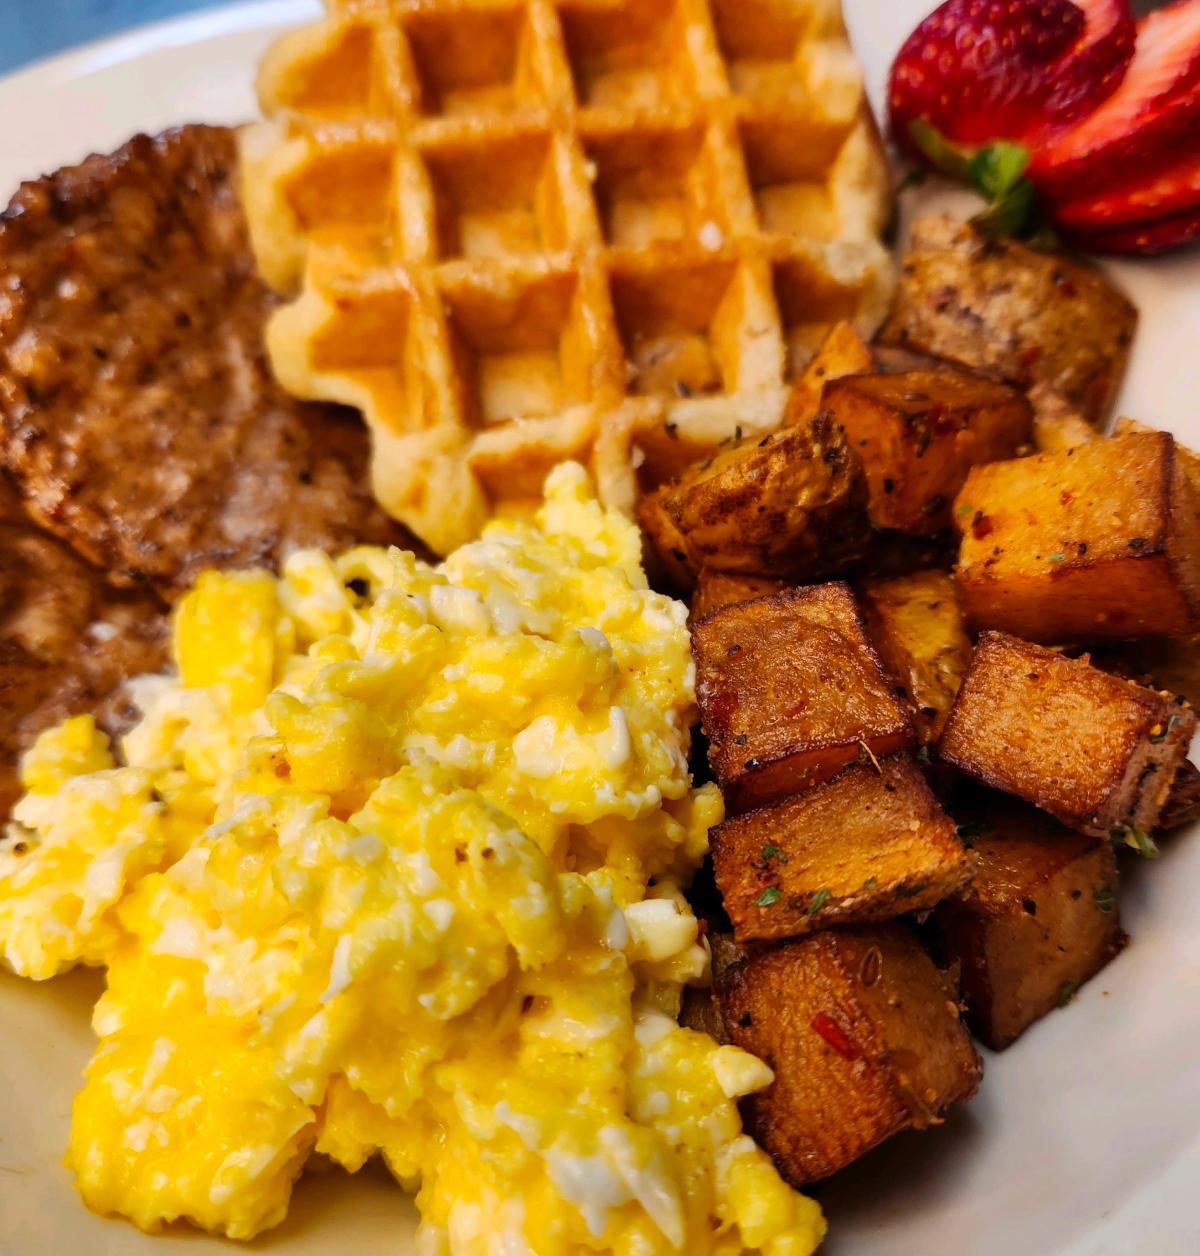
0;124;411;594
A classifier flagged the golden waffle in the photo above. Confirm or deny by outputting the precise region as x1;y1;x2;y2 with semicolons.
242;0;894;554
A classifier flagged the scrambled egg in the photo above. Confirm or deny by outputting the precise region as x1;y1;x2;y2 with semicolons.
0;465;824;1255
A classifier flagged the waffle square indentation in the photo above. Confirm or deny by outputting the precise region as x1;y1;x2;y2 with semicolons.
415;130;577;260
708;0;807;102
582;121;734;247
610;256;752;399
558;0;699;109
402;5;546;116
439;269;597;425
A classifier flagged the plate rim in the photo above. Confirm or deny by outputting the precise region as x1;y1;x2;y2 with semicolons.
0;0;320;96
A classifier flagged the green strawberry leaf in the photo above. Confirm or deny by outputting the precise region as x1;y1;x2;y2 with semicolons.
907;121;1049;245
907;120;972;182
967;142;1029;200
970;178;1036;239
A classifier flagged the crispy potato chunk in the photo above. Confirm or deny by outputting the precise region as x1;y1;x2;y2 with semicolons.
859;569;972;744
938;631;1196;838
784;323;964;432
785;321;878;430
1029;384;1097;453
822;369;1031;534
1115;416;1200;499
712;753;971;942
691;569;788;619
692;584;914;813
658;415;870;580
936;799;1125;1049
954;431;1200;642
637;485;695;591
720;924;981;1184
880;215;1136;424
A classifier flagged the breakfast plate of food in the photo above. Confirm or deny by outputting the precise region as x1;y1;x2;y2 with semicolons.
1;0;1199;1254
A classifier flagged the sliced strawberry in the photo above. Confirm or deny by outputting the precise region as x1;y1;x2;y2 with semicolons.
1028;0;1200;197
889;0;1087;148
1041;0;1135;121
1071;204;1200;253
1054;146;1200;229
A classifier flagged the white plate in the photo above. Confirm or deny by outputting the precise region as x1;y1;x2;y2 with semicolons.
1;3;1198;1254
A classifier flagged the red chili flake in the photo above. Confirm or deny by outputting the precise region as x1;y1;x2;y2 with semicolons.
1019;345;1043;373
971;512;995;540
811;1012;862;1061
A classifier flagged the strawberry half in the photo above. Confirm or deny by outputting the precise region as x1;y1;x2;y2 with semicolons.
1041;0;1136;121
889;0;1087;147
1072;205;1200;254
1055;146;1200;229
1028;0;1200;197
889;0;1135;149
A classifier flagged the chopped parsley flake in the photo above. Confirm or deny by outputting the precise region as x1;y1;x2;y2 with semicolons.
755;886;782;908
806;887;831;915
762;843;788;863
1093;885;1116;913
1057;980;1078;1008
1116;826;1160;859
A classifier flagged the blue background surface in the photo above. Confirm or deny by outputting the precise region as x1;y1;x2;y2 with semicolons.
0;1;218;74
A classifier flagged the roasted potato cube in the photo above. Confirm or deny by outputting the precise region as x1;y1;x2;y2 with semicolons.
719;924;981;1184
659;415;870;580
1115;416;1200;499
954;431;1200;641
822;369;1031;534
712;753;972;942
691;569;788;619
936;798;1125;1049
1159;759;1200;832
938;631;1196;838
1029;383;1097;453
859;569;972;744
637;486;695;591
784;324;966;432
785;321;878;430
692;584;914;813
880;215;1137;424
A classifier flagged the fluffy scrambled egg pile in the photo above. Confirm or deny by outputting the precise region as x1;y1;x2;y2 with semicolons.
0;465;823;1255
